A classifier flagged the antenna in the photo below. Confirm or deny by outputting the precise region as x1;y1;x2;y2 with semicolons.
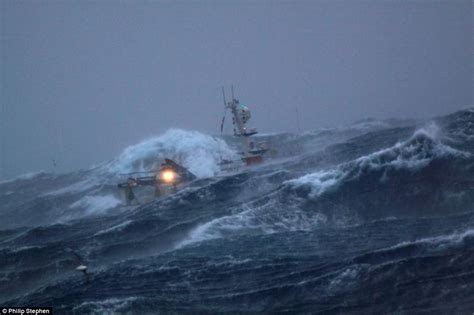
222;86;227;107
296;106;301;133
221;87;227;133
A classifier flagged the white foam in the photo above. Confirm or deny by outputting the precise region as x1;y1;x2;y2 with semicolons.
44;178;96;196
349;119;390;130
94;220;133;236
327;266;363;292
287;124;470;198
0;171;47;185
351;123;460;172
39;129;236;198
105;129;237;178
73;297;140;314
286;169;343;198
205;257;252;268
378;228;474;254
177;201;326;248
69;194;122;215
9;245;43;253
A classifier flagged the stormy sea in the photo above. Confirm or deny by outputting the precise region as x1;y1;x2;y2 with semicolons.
2;108;474;314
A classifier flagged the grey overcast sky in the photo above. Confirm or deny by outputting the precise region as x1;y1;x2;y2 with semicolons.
1;0;472;179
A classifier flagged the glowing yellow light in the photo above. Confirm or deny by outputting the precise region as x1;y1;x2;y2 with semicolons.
160;170;176;183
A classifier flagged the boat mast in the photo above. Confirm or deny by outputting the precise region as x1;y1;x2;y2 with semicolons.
226;86;254;137
222;86;267;165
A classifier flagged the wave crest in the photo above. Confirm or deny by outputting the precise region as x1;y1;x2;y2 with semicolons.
287;125;470;198
104;129;237;178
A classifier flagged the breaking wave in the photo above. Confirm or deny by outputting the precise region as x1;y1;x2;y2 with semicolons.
287;124;471;200
69;195;122;216
2;108;474;313
104;129;237;178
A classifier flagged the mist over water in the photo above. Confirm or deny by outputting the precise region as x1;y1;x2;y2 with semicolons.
1;108;474;313
1;0;472;312
1;0;471;180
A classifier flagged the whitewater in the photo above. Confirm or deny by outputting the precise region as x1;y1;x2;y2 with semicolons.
2;109;474;313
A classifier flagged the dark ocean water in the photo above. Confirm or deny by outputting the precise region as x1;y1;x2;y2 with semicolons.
2;109;474;314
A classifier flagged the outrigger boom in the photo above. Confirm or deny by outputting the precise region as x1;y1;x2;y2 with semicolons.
117;158;196;205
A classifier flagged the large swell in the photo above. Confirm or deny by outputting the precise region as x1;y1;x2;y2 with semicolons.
2;109;474;313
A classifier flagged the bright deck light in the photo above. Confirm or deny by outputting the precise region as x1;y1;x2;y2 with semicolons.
160;170;176;183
